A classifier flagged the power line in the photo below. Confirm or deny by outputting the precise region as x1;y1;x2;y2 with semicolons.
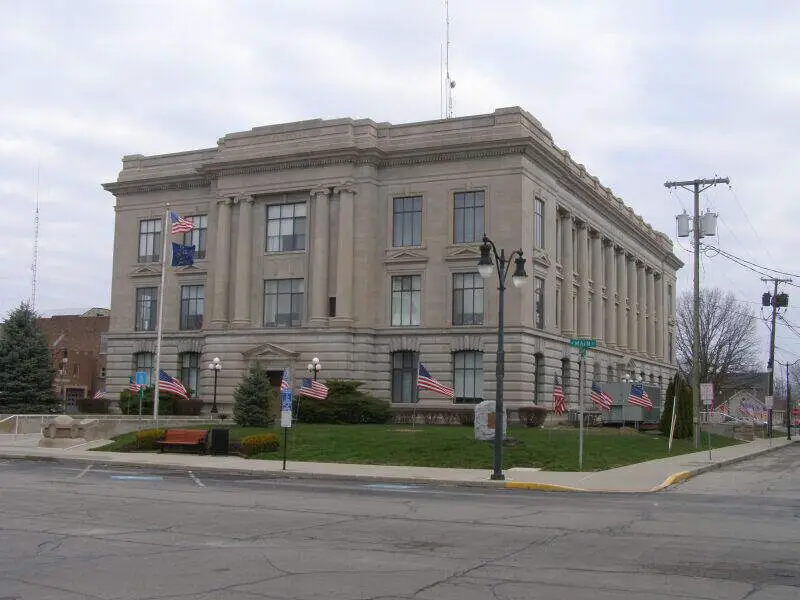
703;244;800;279
726;182;777;264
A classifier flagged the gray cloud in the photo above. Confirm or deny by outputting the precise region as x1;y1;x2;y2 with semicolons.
1;0;798;358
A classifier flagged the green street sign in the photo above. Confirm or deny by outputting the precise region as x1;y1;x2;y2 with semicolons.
569;338;597;349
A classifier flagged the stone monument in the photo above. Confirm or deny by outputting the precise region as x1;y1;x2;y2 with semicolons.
39;415;101;448
474;400;507;441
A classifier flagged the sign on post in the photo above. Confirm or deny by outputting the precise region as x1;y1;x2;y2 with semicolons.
569;339;597;350
765;395;774;409
701;383;714;406
280;391;293;428
135;371;148;386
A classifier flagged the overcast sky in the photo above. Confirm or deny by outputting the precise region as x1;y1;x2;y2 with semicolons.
2;0;799;365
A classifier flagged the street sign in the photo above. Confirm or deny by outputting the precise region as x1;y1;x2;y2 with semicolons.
765;395;774;409
701;383;714;406
135;371;148;386
280;390;293;428
569;339;597;349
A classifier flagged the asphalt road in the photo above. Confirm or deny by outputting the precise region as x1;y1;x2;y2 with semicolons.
1;447;798;600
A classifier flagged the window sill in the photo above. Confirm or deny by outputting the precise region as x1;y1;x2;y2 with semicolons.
264;250;306;256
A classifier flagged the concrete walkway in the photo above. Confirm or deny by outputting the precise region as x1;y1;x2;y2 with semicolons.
0;433;796;492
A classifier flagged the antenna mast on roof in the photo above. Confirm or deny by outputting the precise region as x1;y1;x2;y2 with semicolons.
30;164;40;312
444;0;455;119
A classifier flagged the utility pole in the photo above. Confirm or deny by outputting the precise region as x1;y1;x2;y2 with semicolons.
761;277;791;438
666;177;729;449
780;359;799;441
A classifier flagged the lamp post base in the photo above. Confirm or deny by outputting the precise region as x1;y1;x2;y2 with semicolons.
490;472;506;481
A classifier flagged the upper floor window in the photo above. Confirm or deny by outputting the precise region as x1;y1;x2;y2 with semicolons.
266;203;306;252
180;285;204;330
264;278;304;327
181;215;208;259
555;214;562;263
534;198;545;250
534;276;545;329
138;218;161;263
453;351;484;404
392;196;422;247
135;287;157;332
452;272;483;326
391;275;421;327
179;352;200;397
453;191;484;244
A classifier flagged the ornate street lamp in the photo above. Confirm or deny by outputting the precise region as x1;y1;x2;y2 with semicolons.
307;357;322;381
208;357;222;414
477;234;528;481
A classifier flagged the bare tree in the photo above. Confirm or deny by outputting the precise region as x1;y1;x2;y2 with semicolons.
676;288;760;387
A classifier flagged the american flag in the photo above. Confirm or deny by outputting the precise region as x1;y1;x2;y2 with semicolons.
158;369;189;399
298;377;329;400
553;378;566;415
93;389;106;400
628;383;653;409
129;377;142;393
280;369;291;393
590;382;613;410
170;211;194;234
417;363;455;398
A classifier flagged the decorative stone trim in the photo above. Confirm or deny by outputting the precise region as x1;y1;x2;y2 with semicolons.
133;339;157;354
450;334;485;353
443;244;481;263
130;265;161;278
384;248;429;265
176;338;205;354
388;336;422;353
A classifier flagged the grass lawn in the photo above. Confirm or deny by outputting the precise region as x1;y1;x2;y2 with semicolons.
95;423;742;472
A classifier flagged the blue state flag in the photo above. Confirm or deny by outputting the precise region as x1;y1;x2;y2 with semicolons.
171;243;196;267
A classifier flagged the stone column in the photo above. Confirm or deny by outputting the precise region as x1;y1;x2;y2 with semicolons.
211;197;232;328
333;183;356;324
309;187;331;326
627;255;637;354
576;222;589;337
616;247;627;350
604;239;616;347
591;231;603;340
655;273;664;359
646;268;655;356
637;262;646;354
231;194;254;328
560;211;574;335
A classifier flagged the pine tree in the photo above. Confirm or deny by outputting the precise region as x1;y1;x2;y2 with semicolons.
232;364;274;427
659;374;693;439
0;302;58;413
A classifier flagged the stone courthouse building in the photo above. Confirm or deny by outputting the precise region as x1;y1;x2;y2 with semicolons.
102;107;682;413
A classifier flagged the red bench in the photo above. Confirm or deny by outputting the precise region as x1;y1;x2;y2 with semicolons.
156;429;208;454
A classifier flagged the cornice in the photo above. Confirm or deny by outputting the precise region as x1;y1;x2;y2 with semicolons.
103;173;211;197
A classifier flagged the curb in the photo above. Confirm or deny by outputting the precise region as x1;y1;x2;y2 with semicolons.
649;440;797;492
504;481;587;492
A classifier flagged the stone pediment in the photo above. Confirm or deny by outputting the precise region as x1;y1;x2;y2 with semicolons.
443;245;481;263
242;342;300;359
174;264;208;277
130;265;162;278
384;248;429;265
531;249;552;268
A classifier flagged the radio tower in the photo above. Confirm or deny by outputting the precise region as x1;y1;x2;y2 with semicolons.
30;165;40;311
444;0;455;119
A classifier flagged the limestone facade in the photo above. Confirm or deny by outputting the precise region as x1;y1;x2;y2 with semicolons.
102;107;682;413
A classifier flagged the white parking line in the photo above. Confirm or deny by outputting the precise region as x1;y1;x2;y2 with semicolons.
76;464;93;479
188;471;205;487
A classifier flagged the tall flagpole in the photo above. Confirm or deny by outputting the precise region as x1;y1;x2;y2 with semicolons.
152;205;170;424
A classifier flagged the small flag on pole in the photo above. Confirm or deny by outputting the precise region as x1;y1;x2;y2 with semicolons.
171;242;196;267
298;378;329;400
170;211;194;234
590;382;613;410
93;389;106;400
553;377;566;415
129;377;142;393
628;382;653;409
158;369;189;399
417;363;455;398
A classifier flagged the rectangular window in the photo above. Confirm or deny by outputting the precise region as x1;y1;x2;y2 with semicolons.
266;203;306;252
453;190;485;244
555;287;561;327
134;352;154;388
561;359;570;397
181;215;208;259
138;218;161;263
534;354;543;404
572;229;578;272
135;287;158;332
264;278;304;327
179;352;200;397
534;198;545;250
668;332;674;363
391;351;418;403
180;285;204;330
392;196;422;247
454;351;484;404
534;276;545;329
73;363;80;377
555;215;562;263
452;272;484;326
668;284;673;316
391;275;421;327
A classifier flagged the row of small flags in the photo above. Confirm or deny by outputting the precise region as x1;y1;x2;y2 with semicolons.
552;378;652;414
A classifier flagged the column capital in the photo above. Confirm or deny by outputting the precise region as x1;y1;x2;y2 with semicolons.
636;259;646;268
614;244;626;254
232;193;254;205
557;206;571;217
589;228;601;239
334;182;358;195
216;196;234;206
602;236;614;246
310;187;331;199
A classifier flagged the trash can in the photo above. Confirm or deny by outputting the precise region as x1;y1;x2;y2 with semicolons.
209;428;230;456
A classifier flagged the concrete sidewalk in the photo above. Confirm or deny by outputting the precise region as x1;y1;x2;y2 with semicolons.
0;433;796;492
